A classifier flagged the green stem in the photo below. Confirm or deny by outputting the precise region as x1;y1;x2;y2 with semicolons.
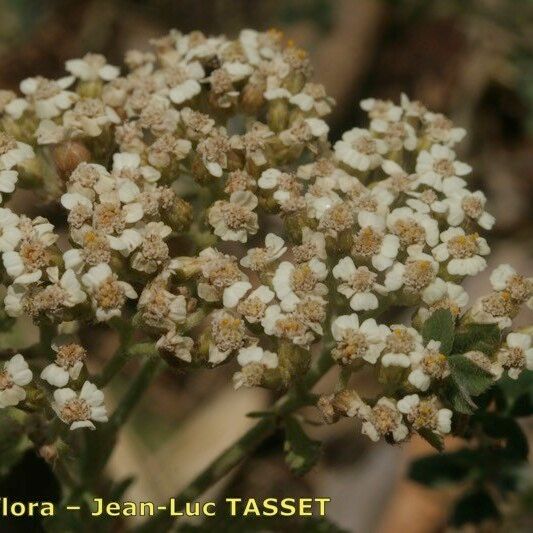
81;354;161;484
135;347;334;533
109;356;161;430
38;321;56;357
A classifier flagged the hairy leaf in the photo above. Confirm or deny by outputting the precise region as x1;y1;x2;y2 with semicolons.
422;309;455;355
449;354;494;397
478;414;529;462
409;449;479;486
453;323;501;356
417;428;444;452
451;489;500;526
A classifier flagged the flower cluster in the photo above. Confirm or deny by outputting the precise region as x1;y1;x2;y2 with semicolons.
0;29;531;456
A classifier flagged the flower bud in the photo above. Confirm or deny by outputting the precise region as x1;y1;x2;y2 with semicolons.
52;141;91;179
241;82;265;114
332;389;363;418
267;99;289;132
317;394;339;424
276;341;311;387
162;197;193;232
77;80;103;99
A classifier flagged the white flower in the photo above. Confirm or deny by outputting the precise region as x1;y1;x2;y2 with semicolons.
0;208;22;252
352;224;400;271
223;280;252;309
156;332;194;363
0;354;32;408
305;117;329;138
416;282;469;323
400;93;427;119
235;285;274;323
397;394;452;435
381;325;424;368
2;219;59;285
442;189;495;230
257;168;282;189
53;381;108;430
240;233;287;270
370;118;417;152
20;75;77;119
233;346;278;389
334;128;387;171
66;53;120;82
408;340;450;391
490;264;532;307
208;191;259;243
331;314;388;365
81;263;137;321
223;61;253;81
491;264;518;291
432;227;490;276
387;207;439;249
0;170;18;203
305;187;343;221
261;304;314;346
35;119;66;144
41;337;86;387
63;98;120;138
4;283;26;317
46;267;87;307
385;247;444;302
423;111;466;146
297;227;327;261
406;189;447;217
208;310;246;364
112;152;161;184
272;258;327;311
126;222;172;273
470;294;514;330
358;397;409;442
333;257;387;311
416;144;471;190
167;61;205;104
360;98;402;122
289;83;333;117
0;135;34;171
493;333;533;380
0;91;28;120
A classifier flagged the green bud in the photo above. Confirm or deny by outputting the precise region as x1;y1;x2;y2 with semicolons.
267;99;289;132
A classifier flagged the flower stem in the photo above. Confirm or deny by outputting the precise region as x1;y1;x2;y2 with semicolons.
135;346;334;533
109;355;161;430
81;354;161;484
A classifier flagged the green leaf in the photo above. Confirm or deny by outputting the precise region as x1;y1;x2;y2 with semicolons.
450;488;500;526
246;410;276;419
449;354;494;397
478;415;529;462
422;309;455;355
417;428;444;452
284;416;322;476
510;392;533;417
496;370;533;416
442;380;476;414
452;323;501;356
408;449;479;487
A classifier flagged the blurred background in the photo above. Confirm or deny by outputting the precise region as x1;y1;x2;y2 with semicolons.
0;0;531;531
